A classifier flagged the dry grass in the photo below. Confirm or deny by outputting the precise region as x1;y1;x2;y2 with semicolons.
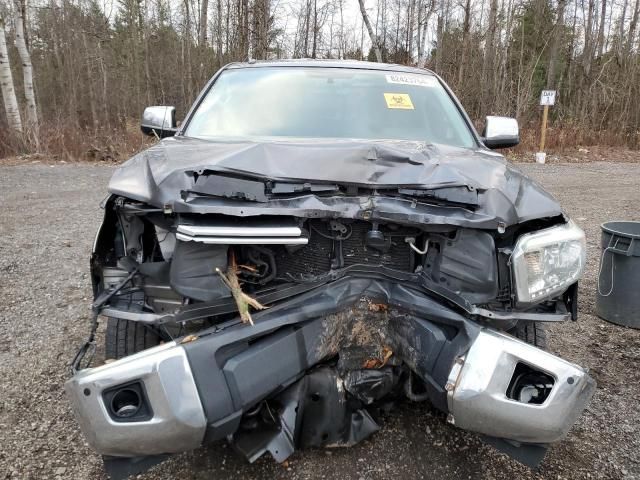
513;123;640;153
0;120;153;163
1;120;638;164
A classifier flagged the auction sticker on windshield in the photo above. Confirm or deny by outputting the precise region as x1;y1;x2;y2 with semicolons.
386;74;437;88
384;93;414;109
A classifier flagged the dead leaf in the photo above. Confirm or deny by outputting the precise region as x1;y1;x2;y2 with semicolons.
362;346;393;369
367;301;389;313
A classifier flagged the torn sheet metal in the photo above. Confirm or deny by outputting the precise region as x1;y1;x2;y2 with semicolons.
108;137;561;228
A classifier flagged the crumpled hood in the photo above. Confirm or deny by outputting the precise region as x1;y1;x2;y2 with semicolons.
109;136;562;227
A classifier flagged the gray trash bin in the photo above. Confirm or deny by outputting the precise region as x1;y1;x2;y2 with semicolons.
596;221;640;328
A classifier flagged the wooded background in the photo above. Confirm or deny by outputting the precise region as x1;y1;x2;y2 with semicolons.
0;0;639;160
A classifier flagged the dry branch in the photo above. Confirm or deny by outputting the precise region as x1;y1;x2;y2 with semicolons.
216;252;267;325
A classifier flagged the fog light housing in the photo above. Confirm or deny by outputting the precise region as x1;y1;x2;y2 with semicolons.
111;389;141;418
103;381;152;422
507;362;555;404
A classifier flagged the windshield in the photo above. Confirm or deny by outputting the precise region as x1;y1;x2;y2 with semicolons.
185;67;476;148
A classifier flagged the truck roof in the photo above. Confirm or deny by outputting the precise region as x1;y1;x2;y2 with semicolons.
225;59;436;76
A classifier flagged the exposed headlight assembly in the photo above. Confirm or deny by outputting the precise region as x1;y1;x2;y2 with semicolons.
511;221;586;303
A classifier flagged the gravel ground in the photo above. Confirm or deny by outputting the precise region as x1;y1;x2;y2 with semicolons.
1;160;640;480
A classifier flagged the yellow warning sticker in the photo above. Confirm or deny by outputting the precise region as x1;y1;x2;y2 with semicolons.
384;93;414;110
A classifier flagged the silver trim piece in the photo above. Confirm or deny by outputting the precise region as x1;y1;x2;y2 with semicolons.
176;232;308;245
65;343;207;456
447;329;595;444
177;224;302;237
471;306;570;322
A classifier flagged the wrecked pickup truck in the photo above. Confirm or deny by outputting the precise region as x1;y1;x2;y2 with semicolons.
66;60;595;479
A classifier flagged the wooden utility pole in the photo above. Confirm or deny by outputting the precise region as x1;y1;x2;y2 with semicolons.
539;104;549;151
537;90;556;162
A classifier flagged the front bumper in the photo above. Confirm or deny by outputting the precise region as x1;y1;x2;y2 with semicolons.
66;279;595;464
446;329;596;444
65;342;207;456
66;330;594;458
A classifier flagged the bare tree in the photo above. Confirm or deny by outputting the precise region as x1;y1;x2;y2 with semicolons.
546;0;568;88
0;15;22;133
627;0;640;55
1;0;639;158
480;0;497;107
252;0;271;58
14;0;38;142
417;0;436;67
596;0;607;57
358;0;382;61
457;0;471;86
199;0;209;47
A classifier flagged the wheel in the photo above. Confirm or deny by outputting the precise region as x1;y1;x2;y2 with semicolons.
507;321;547;349
105;317;163;360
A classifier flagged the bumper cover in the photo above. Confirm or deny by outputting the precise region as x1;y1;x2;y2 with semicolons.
65;342;206;456
446;329;596;444
66;280;594;462
66;328;594;459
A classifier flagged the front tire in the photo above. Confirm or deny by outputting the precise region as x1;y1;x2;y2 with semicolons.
105;317;162;360
508;321;547;349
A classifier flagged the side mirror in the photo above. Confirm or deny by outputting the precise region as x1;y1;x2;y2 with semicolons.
141;106;177;138
482;116;519;149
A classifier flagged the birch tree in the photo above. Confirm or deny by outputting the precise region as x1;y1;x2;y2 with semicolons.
13;0;38;144
358;0;382;61
0;15;22;133
417;0;436;67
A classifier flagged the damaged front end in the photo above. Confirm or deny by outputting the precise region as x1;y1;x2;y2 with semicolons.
66;166;595;478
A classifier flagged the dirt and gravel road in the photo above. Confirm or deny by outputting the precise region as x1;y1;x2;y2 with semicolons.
1;159;640;480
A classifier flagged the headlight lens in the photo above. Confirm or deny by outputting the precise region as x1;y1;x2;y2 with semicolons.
511;221;586;303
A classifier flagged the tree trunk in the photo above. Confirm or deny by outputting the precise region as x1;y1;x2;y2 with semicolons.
81;31;98;130
596;0;607;57
406;0;415;62
97;41;109;127
457;0;471;86
627;0;640;55
417;0;435;68
481;0;498;110
216;0;223;65
546;0;567;88
0;16;23;133
184;0;193;100
358;0;382;62
13;0;38;142
618;0;628;55
253;0;270;59
434;13;443;73
199;0;209;47
583;0;595;74
311;0;317;58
